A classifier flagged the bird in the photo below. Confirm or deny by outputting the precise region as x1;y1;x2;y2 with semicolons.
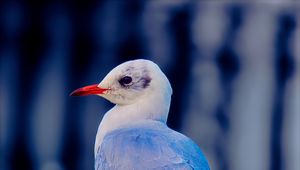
70;59;210;170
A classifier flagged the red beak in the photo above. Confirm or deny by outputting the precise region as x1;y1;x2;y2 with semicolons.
70;84;109;96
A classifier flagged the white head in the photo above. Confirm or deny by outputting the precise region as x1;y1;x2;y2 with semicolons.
71;59;172;109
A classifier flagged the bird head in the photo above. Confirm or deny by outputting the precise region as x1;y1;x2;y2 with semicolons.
70;59;172;105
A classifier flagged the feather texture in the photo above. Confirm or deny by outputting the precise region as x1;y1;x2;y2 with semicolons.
95;121;210;170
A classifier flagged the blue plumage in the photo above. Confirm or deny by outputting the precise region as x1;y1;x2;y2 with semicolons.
95;121;210;170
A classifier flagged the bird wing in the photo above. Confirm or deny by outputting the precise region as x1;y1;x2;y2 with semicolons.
95;122;210;170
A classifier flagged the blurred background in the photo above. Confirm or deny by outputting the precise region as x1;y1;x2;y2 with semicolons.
0;1;299;170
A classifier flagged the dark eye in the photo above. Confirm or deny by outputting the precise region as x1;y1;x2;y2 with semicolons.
119;76;132;86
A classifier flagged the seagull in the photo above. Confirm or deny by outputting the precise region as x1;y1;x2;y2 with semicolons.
70;59;210;170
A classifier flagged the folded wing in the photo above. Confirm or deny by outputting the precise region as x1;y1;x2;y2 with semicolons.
95;122;210;170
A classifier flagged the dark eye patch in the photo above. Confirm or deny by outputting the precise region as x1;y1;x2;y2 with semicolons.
140;76;151;88
119;76;132;86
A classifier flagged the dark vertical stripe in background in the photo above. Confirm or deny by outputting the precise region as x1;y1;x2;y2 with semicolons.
271;14;296;170
0;1;299;170
167;5;192;131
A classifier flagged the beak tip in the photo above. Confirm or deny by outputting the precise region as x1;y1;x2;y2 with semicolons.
69;90;78;97
69;89;88;97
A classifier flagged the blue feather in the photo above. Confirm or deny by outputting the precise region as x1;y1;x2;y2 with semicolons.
95;121;210;170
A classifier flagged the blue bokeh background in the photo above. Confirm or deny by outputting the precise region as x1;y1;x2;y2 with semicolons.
0;1;299;170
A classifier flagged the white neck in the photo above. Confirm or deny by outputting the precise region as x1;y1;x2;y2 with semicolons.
94;91;171;157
